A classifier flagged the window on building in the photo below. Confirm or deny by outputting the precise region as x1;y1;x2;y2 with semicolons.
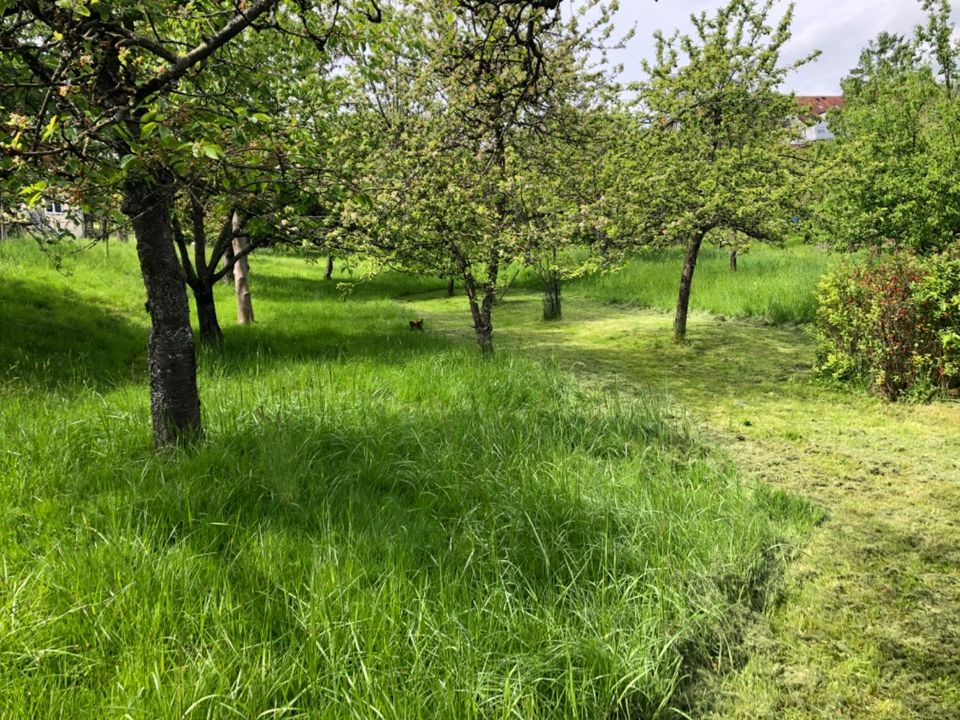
46;200;65;214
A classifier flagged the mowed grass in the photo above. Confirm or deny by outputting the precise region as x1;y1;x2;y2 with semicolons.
571;244;834;324
0;239;815;719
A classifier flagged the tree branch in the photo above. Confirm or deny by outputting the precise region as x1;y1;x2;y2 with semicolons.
134;0;279;103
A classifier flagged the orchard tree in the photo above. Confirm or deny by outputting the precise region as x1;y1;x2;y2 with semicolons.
165;21;364;343
634;0;814;341
0;1;380;447
335;0;621;352
822;0;959;254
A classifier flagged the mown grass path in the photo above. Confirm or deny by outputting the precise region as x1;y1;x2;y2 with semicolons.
409;292;960;719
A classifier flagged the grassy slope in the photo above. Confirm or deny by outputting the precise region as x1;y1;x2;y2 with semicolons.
409;263;960;718
0;240;812;719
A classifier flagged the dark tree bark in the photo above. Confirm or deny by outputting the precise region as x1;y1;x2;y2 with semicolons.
446;276;455;297
172;195;229;347
451;243;496;354
730;248;738;272
194;286;224;346
674;230;707;343
542;269;561;321
469;285;495;354
324;254;334;280
123;174;202;447
172;200;261;344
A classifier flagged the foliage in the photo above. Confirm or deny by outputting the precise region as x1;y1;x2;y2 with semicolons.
815;249;960;400
332;0;622;351
821;1;960;254
626;0;813;249
0;1;372;196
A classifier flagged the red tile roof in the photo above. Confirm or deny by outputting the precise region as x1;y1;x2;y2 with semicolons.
795;95;844;115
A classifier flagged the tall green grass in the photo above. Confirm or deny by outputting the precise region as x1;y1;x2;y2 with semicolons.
0;239;814;718
571;244;834;324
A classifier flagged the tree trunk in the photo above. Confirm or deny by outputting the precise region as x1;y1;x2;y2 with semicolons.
124;175;202;448
324;254;334;280
474;291;494;355
453;248;494;355
674;231;706;343
232;211;254;325
729;248;738;272
462;277;494;354
446;276;455;297
222;243;235;284
542;270;561;321
194;284;224;346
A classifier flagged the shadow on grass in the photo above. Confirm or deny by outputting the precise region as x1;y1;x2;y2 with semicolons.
17;367;761;717
1;270;467;393
206;307;464;377
0;278;147;392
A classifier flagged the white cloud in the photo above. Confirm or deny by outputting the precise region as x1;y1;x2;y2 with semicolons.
579;0;960;95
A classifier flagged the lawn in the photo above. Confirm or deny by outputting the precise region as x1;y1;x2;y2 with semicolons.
0;239;816;719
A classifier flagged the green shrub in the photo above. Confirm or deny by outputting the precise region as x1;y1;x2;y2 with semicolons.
815;249;960;400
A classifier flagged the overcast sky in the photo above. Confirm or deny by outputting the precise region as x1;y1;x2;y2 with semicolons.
580;0;960;95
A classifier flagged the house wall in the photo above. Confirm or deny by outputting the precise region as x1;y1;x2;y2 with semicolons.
9;202;87;239
804;120;835;142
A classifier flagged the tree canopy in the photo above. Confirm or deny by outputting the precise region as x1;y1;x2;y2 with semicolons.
821;0;959;254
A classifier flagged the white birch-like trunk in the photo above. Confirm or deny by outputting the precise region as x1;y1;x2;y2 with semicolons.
231;211;254;325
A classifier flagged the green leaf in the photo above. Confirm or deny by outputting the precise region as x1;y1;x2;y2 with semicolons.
202;142;225;161
54;0;90;17
19;180;48;207
40;115;58;141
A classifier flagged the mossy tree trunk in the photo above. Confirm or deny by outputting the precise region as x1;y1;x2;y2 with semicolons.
124;173;202;448
452;243;497;355
542;269;562;321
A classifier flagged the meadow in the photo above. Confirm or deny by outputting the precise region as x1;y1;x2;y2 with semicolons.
0;239;818;719
567;243;834;325
2;238;957;719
